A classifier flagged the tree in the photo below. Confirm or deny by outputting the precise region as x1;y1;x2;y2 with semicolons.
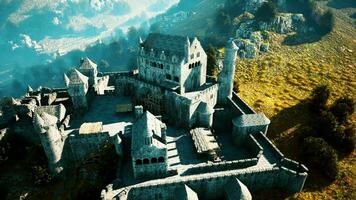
330;96;355;124
302;137;338;180
206;45;219;76
339;126;355;154
254;1;277;22
309;85;330;114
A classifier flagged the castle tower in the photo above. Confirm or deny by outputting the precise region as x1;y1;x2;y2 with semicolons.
66;69;89;109
78;57;98;86
218;39;238;105
33;112;64;174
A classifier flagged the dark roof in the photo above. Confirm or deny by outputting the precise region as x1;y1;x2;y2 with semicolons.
142;33;190;57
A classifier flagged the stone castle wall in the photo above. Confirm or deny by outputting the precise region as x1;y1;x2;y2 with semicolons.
67;132;111;162
124;165;306;200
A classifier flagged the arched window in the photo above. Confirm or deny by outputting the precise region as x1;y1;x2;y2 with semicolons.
189;64;192;69
143;158;149;164
160;64;164;69
158;157;164;163
195;62;198;67
135;159;142;165
198;61;201;66
197;52;200;57
172;56;178;63
151;158;158;163
166;74;172;80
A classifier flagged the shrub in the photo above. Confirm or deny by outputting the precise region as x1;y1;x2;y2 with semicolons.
302;137;339;180
318;10;335;34
331;96;355;124
254;1;277;22
309;85;330;114
316;111;338;138
340;126;356;154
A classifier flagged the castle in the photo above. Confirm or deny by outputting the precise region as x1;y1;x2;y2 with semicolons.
0;33;308;199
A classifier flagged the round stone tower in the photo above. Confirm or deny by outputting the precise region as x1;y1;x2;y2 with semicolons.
218;39;238;105
33;112;64;174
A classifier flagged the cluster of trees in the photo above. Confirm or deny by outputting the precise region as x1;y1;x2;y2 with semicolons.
300;85;355;180
254;1;278;22
206;45;219;77
304;0;335;34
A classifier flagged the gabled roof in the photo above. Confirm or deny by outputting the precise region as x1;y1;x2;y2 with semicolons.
67;68;88;85
142;33;190;57
79;57;97;70
64;73;70;86
27;85;33;92
132;111;165;150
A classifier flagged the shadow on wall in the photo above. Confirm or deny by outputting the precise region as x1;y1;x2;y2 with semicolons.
327;0;356;9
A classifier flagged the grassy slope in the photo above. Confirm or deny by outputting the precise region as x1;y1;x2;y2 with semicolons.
235;2;356;200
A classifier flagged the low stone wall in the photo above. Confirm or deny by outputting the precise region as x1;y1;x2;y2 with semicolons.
182;158;258;175
231;92;255;114
254;131;284;161
247;134;263;160
122;165;305;200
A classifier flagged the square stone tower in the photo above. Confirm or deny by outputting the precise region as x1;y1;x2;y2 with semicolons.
138;33;207;94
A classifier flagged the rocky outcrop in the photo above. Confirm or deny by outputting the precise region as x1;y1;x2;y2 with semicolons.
258;13;305;34
243;0;266;13
235;22;269;59
234;12;305;59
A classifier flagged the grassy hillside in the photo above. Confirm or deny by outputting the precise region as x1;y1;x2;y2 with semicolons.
235;1;356;199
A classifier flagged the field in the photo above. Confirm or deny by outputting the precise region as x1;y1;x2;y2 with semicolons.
236;2;356;199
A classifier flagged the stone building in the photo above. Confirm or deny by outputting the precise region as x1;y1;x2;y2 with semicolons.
78;57;98;86
131;107;168;179
66;69;89;109
137;33;207;94
33;112;64;173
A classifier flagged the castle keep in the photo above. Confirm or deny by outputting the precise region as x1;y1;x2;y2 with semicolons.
0;33;308;200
